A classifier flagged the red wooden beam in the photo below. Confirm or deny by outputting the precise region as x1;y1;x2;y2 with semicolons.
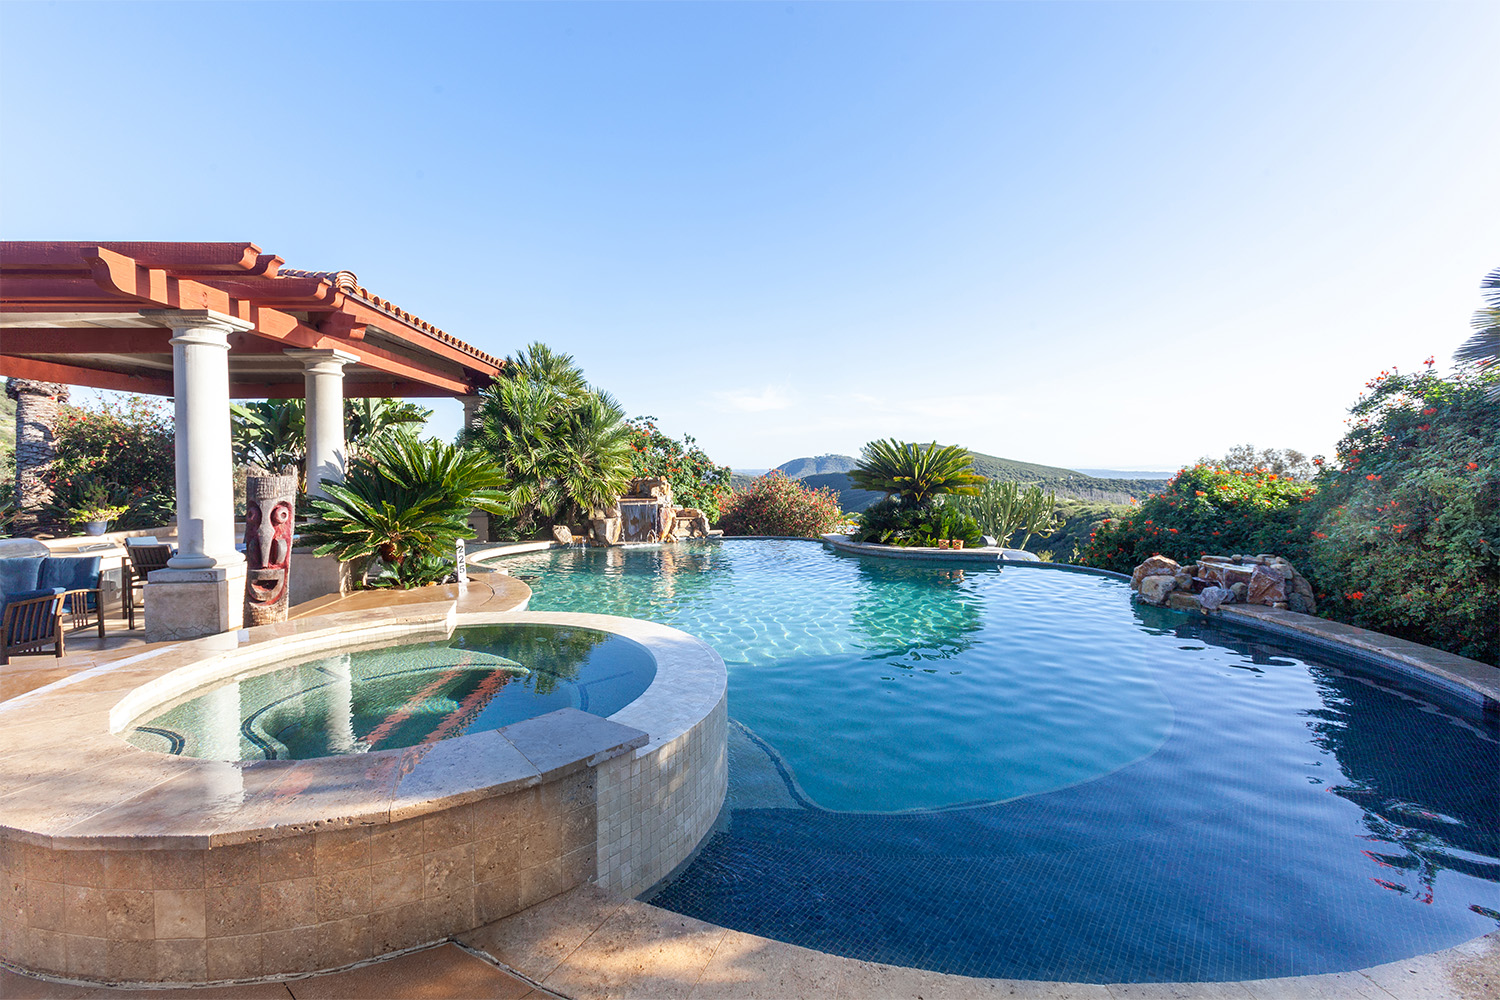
0;329;294;355
0;356;173;395
0;242;267;273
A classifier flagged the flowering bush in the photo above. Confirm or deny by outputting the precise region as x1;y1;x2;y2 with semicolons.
625;417;732;522
717;471;843;537
1299;361;1499;663
45;395;176;529
1081;464;1317;574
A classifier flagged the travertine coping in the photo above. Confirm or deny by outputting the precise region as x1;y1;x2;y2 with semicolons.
0;604;729;984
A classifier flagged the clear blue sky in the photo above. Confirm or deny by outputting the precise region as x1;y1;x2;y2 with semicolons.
3;1;1497;471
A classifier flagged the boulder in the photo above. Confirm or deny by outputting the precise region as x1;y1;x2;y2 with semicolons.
1138;574;1177;605
1246;564;1287;606
1230;582;1248;602
1173;570;1196;593
1199;585;1233;611
1286;592;1315;615
1131;555;1180;591
551;525;573;544
1167;591;1203;612
676;508;712;538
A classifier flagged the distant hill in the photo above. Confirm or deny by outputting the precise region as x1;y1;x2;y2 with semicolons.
964;451;1164;505
774;454;858;478
1075;468;1177;480
801;472;883;513
728;449;1164;511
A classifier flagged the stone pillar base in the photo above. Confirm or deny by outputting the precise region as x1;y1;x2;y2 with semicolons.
144;563;247;643
289;548;352;606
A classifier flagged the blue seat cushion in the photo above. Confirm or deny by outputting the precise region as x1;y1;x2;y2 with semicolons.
1;587;65;642
40;555;103;593
0;557;44;600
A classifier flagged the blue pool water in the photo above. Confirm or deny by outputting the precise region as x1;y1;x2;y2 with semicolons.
499;540;1500;983
127;624;655;760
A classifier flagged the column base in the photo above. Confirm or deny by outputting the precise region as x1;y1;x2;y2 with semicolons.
144;563;247;643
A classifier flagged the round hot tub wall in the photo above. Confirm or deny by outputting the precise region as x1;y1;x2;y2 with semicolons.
0;610;727;985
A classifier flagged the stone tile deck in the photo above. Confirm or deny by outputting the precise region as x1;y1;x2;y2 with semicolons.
10;888;1495;999
0;943;552;998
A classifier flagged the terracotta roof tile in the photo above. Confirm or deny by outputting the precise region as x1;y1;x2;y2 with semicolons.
277;267;503;370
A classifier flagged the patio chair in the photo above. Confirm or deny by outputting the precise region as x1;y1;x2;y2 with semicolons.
1;589;66;665
123;543;174;631
39;555;107;642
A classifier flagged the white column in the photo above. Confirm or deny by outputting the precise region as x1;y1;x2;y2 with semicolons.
143;310;253;570
286;350;358;499
140;309;253;642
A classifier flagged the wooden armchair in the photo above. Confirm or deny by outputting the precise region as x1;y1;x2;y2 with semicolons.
124;543;174;630
1;589;66;664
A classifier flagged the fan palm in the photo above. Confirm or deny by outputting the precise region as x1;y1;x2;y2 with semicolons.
1456;266;1500;398
849;439;986;505
298;433;506;587
466;344;633;536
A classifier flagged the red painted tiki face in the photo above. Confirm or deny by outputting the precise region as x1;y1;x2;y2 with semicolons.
244;489;295;620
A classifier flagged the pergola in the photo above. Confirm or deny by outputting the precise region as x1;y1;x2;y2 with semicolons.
0;241;504;639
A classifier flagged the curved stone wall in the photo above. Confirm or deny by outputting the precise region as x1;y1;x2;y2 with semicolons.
0;608;728;985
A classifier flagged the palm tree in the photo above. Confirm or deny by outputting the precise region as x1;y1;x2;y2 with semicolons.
298;432;506;587
849;439;986;506
466;344;633;536
1456;266;1500;397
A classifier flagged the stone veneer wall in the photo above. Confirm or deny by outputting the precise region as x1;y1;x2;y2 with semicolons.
594;692;729;897
0;769;599;984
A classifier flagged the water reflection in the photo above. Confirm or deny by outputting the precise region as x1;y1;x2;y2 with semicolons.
1305;666;1500;908
847;557;986;662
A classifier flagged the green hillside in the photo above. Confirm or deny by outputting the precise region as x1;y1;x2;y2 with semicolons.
965;451;1163;505
774;454;858;478
727;449;1164;511
0;393;14;476
801;472;882;513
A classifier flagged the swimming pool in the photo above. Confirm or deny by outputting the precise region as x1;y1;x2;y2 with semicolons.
125;623;656;760
495;539;1500;983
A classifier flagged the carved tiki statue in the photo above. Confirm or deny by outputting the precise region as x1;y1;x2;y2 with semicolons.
244;473;297;624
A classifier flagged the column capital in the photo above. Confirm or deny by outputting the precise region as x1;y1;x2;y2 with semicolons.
141;309;256;335
285;349;360;376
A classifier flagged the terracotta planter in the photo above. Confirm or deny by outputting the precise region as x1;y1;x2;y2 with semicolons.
951;539;964;550
936;539;950;549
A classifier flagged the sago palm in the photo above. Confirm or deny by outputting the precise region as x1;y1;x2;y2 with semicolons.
299;433;506;586
849;439;985;505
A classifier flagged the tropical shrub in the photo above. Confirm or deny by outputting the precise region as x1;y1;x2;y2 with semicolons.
1198;444;1316;481
1020;500;1131;563
1080;464;1317;574
625;416;733;522
298;433;506;588
852;497;983;548
848;439;985;504
231;397;431;473
952;480;1060;547
1299;360;1499;663
45;395;175;529
465;343;633;537
717;472;843;537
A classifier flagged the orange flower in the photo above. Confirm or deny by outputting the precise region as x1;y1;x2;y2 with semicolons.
1195;490;1206;497
1467;462;1479;470
1345;591;1365;600
1366;474;1381;481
